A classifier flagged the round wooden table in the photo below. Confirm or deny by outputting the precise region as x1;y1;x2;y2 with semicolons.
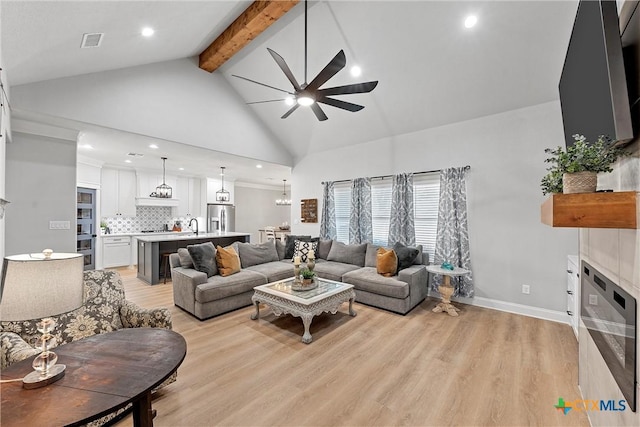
1;328;186;427
426;265;470;317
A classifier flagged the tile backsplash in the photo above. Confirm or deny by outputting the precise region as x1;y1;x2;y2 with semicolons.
102;206;194;233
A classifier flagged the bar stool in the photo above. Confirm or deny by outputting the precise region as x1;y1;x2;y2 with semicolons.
161;253;172;284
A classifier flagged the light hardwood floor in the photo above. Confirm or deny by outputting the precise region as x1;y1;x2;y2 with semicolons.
114;267;589;427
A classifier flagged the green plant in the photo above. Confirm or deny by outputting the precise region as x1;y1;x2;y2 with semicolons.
100;221;108;228
541;134;630;195
300;268;315;279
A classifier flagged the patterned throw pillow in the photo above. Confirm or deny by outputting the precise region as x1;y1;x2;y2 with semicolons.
293;240;318;263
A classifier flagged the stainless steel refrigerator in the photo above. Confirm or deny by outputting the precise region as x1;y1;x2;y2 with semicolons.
207;203;236;233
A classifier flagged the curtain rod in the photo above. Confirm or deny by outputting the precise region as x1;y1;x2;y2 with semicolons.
323;165;471;185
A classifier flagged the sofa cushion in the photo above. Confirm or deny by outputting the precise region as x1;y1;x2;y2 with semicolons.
365;243;381;267
377;248;398;277
275;239;286;260
342;267;410;299
216;245;241;277
195;270;267;303
284;235;316;259
393;242;420;273
317;239;333;260
313;261;361;282
187;242;217;277
327;241;367;267
237;241;279;268
293;240;318;263
245;261;293;283
177;248;194;269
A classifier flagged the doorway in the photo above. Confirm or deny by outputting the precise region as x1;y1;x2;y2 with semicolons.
77;187;96;270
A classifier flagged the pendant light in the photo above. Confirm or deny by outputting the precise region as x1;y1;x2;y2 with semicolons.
155;157;172;198
275;179;291;206
216;167;230;202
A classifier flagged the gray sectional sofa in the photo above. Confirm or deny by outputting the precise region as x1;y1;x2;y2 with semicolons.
169;239;429;320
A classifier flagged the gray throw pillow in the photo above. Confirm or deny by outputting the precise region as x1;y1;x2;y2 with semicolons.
237;241;279;268
413;245;424;265
365;243;382;267
327;241;367;267
187;242;217;277
317;239;333;260
275;239;285;260
284;235;312;259
177;248;194;269
393;242;420;273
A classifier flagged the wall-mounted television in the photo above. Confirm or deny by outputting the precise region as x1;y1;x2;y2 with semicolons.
559;0;634;148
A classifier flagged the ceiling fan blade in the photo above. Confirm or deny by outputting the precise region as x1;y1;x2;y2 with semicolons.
281;104;300;119
317;81;379;97
247;99;287;105
232;74;293;95
268;48;302;91
318;97;364;112
310;103;328;121
306;50;347;92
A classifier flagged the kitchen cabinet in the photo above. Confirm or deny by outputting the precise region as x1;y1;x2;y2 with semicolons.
567;255;579;339
103;236;132;268
101;168;136;217
137;171;177;199
175;177;202;217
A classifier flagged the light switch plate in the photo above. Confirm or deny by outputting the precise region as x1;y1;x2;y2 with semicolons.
49;220;70;230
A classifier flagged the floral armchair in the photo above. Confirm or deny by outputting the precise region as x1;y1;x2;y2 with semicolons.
0;269;174;426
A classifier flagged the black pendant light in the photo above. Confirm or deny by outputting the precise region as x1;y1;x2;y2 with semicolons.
155;157;172;198
216;167;230;202
275;179;291;206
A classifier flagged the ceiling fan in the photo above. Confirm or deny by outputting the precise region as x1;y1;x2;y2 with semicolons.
232;0;378;122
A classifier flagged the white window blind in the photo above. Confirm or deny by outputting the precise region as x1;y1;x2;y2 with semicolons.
371;180;392;246
334;184;351;243
413;173;441;263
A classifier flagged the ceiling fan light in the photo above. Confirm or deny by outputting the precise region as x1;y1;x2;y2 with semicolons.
285;97;295;106
297;96;315;107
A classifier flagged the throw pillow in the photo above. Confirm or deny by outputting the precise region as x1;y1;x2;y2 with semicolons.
326;241;368;267
177;248;194;269
377;247;398;277
293;240;319;263
364;243;382;267
237;241;279;268
317;239;333;260
215;245;241;277
275;239;286;260
393;242;420;274
187;242;217;277
284;235;313;259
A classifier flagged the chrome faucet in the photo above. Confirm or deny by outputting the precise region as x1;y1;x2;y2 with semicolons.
188;218;199;235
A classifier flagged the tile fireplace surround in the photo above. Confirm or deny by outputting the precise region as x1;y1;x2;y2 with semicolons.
578;141;640;426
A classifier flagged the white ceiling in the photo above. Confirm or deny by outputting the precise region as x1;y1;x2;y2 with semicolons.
1;0;579;182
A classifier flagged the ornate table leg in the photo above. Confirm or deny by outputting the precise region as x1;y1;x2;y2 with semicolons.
250;296;260;320
348;296;357;317
432;275;460;317
301;314;314;344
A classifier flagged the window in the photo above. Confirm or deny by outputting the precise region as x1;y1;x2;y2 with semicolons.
332;173;440;263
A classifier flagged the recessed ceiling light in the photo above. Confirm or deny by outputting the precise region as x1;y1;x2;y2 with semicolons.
464;15;478;29
179;167;184;171
256;164;263;169
149;144;158;149
141;27;155;37
79;144;93;150
125;159;132;163
350;66;362;77
284;97;294;106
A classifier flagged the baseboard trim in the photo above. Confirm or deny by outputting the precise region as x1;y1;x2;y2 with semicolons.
428;291;570;325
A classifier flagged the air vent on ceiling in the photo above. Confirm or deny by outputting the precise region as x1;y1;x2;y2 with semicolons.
127;153;144;157
81;33;104;49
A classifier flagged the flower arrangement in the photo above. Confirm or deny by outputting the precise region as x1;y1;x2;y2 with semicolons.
300;268;316;280
541;134;629;195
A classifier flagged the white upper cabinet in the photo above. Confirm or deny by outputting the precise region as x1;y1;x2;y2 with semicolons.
137;172;177;198
174;177;203;217
101;168;136;217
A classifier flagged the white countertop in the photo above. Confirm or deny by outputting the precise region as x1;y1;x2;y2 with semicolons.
101;231;194;237
135;231;250;243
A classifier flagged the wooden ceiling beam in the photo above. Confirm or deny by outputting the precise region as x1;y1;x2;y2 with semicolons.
199;0;300;73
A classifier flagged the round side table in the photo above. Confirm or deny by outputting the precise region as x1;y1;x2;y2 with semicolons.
426;265;470;317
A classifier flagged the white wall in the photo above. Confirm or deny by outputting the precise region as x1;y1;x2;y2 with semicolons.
234;183;291;243
291;101;578;313
0;1;7;266
10;57;292;166
5;132;77;255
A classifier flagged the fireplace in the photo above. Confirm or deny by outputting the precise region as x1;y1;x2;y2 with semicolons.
581;261;637;411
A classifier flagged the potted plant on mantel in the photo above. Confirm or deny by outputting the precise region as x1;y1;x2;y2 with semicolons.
541;134;629;195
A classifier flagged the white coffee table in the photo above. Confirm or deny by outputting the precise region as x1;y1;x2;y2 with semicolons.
251;277;356;343
426;265;470;317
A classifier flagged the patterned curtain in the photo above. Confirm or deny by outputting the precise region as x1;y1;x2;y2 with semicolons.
319;181;337;240
349;178;372;244
433;167;473;297
388;173;415;246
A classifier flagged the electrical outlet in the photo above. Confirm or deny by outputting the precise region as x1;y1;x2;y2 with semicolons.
522;284;530;295
589;294;598;305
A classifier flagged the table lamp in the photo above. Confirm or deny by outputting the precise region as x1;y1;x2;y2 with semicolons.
0;251;84;389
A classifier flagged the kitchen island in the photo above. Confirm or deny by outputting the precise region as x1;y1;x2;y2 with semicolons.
136;232;251;285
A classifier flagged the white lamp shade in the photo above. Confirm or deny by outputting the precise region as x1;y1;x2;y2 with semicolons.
0;253;84;321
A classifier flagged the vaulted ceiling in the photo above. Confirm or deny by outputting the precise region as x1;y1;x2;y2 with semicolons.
1;0;579;181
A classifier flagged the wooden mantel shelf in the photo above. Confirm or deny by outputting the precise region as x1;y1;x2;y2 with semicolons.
541;191;638;229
